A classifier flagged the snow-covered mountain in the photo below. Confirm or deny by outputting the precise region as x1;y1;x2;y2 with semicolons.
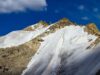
0;18;100;75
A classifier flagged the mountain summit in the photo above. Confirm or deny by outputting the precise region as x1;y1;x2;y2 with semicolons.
0;18;100;75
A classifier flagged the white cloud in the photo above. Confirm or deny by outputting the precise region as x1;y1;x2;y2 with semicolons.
78;5;84;10
54;9;59;13
93;8;99;12
0;0;47;13
81;16;89;20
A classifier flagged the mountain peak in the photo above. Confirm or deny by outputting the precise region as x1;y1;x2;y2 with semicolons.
48;18;74;32
57;18;74;25
85;23;99;36
0;18;100;75
84;23;100;48
87;23;99;31
59;18;69;22
24;21;48;31
38;20;48;26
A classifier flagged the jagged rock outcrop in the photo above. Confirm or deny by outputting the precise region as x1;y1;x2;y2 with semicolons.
49;18;74;32
85;23;100;36
85;23;100;48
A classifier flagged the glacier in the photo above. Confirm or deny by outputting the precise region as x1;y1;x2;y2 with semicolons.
22;25;100;75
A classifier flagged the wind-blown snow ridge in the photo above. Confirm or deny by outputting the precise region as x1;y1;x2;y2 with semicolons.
22;25;99;75
0;26;50;48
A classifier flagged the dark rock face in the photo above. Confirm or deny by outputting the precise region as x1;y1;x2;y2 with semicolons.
96;70;100;75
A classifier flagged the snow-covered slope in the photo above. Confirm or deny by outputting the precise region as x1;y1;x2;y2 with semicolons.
0;19;100;75
24;21;48;31
22;25;100;75
0;25;50;48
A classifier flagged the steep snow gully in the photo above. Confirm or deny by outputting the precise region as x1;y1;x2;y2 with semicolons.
22;25;100;75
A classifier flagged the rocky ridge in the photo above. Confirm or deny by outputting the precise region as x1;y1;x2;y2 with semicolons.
0;18;99;75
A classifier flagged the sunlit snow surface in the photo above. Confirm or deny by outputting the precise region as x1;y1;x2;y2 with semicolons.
0;25;50;48
22;25;100;75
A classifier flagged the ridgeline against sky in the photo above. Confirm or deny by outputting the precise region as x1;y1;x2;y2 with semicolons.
0;0;100;35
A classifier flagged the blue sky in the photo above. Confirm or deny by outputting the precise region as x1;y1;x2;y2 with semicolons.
0;0;100;35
